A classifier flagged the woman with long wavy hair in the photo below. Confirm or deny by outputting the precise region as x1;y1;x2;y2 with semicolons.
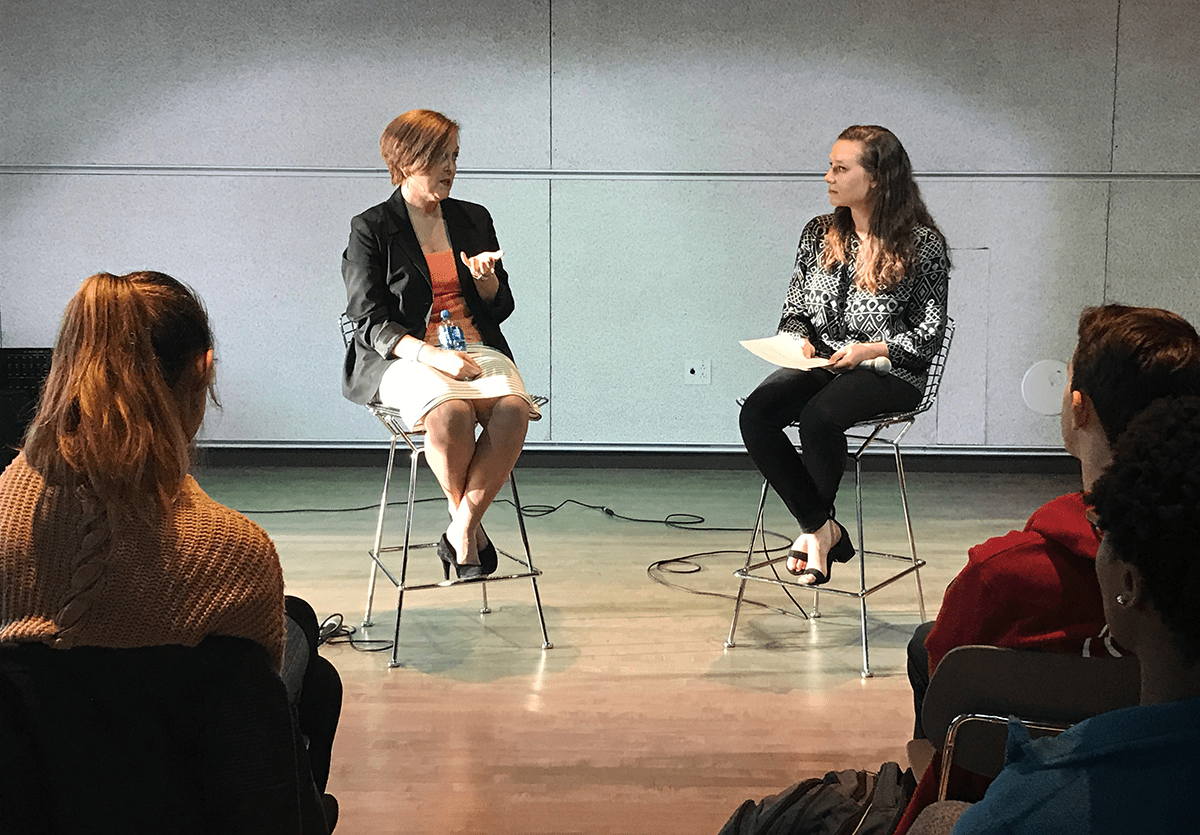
1;270;285;665
1;271;341;829
739;125;951;587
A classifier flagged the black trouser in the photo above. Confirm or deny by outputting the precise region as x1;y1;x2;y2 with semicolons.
739;366;921;532
907;620;935;739
284;596;343;793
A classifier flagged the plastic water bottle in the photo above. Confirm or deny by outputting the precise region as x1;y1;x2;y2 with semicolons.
436;309;466;351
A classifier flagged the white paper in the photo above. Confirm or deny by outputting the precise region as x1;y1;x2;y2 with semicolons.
739;333;830;370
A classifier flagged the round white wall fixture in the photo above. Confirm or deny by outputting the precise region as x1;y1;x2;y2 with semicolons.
1022;359;1068;415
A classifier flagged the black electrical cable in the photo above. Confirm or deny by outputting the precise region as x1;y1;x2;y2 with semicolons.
316;613;392;653
235;496;448;515
235;492;817;644
645;541;814;618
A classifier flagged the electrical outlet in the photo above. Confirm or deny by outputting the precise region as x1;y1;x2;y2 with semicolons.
684;360;711;385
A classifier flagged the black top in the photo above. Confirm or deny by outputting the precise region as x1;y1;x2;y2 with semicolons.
340;190;515;405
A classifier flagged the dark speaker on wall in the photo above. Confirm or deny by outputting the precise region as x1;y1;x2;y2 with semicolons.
1;349;54;469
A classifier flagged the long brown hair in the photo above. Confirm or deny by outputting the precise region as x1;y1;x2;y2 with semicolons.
820;125;948;293
22;271;215;514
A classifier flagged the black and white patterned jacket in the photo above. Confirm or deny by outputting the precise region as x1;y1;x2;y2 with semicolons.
777;213;950;391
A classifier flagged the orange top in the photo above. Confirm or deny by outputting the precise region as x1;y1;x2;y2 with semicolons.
423;250;482;345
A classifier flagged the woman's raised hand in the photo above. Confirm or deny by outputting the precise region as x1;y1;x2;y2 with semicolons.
461;250;503;301
460;249;503;280
424;345;483;380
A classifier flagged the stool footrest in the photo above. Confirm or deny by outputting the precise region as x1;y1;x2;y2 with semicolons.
358;446;553;666
735;554;926;600
394;567;545;592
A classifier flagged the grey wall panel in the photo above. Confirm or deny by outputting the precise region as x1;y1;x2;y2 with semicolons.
542;177;1098;449
1105;183;1200;323
4;0;1196;453
551;0;1119;173
548;178;822;445
1112;0;1200;173
913;247;989;448
917;179;1110;446
1;0;550;169
0;172;371;442
0;173;551;444
0;175;97;349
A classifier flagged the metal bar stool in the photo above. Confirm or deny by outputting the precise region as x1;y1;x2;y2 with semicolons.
340;317;552;667
725;319;954;677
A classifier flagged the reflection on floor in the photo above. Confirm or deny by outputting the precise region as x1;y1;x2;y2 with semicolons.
194;461;1080;835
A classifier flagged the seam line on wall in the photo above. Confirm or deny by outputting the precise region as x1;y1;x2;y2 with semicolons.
1109;0;1122;174
1102;0;1123;301
547;0;554;440
2;166;1198;182
548;0;554;171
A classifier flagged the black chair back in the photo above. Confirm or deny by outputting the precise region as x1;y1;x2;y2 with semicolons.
0;636;327;834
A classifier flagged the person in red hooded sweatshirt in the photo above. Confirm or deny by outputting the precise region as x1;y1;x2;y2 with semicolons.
895;304;1200;835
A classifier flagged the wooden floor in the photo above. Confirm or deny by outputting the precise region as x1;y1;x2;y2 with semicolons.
194;460;1081;835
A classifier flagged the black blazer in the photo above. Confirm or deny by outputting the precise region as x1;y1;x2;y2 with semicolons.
340;190;515;405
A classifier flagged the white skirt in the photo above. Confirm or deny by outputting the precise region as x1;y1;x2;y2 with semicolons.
377;343;542;431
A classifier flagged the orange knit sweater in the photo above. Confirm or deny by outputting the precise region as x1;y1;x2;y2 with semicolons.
0;454;285;669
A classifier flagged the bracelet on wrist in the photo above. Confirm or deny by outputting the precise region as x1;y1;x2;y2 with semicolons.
414;343;426;362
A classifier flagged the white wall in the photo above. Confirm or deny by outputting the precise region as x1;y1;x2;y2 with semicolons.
2;0;1198;450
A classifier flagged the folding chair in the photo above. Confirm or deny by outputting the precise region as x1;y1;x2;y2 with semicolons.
339;316;551;667
725;319;955;677
920;644;1140;799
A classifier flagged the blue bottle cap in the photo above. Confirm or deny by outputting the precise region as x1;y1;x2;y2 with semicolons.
440;309;451;321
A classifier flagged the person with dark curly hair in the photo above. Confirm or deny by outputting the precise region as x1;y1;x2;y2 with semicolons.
928;395;1200;833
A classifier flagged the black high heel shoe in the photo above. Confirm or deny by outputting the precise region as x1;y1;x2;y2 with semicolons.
438;534;483;580
477;530;498;576
797;521;855;587
828;520;856;565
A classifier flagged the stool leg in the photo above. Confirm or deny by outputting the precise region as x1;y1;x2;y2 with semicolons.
726;479;769;648
363;434;400;627
855;454;872;678
388;446;422;669
894;443;927;621
509;472;552;649
811;477;824;619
